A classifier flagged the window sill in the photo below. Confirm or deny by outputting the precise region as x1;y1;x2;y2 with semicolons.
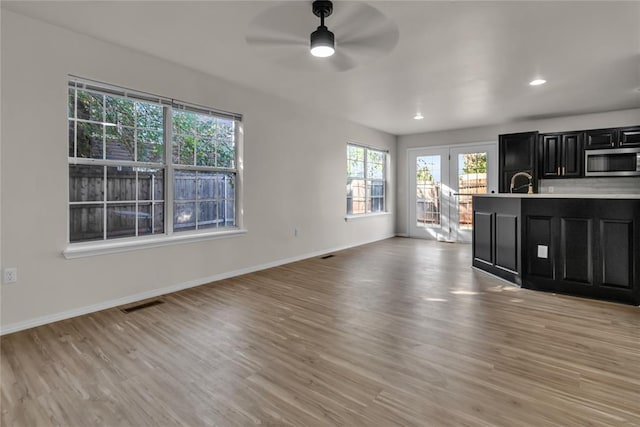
63;228;248;259
344;212;391;221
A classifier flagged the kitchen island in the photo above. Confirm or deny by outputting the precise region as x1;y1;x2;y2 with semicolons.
472;194;640;305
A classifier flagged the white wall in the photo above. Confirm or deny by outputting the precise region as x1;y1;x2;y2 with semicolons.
397;109;640;235
0;11;396;332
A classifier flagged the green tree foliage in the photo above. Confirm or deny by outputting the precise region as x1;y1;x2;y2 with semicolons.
70;89;235;168
367;149;385;179
462;152;487;174
172;110;235;168
347;145;365;178
417;165;433;182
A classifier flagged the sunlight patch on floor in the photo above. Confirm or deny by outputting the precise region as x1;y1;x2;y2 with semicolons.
422;297;448;302
450;290;481;295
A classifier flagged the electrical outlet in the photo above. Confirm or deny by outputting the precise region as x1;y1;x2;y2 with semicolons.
3;268;17;284
294;228;299;237
537;245;548;259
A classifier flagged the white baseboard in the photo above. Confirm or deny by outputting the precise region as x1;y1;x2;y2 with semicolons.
0;234;395;336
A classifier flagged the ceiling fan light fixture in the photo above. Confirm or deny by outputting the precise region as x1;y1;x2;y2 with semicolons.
310;26;335;57
310;0;335;58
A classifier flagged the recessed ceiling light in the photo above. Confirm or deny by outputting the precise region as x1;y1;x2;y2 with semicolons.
529;79;547;86
414;113;424;120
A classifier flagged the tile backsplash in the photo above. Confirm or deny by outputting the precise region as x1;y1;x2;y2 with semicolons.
540;177;640;195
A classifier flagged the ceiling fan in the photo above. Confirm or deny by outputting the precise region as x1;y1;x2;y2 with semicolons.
245;1;399;72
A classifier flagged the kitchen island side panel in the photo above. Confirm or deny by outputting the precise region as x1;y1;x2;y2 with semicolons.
472;196;522;285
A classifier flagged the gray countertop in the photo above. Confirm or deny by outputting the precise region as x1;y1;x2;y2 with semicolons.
474;193;640;199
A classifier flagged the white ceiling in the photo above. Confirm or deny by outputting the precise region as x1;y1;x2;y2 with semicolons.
3;1;640;135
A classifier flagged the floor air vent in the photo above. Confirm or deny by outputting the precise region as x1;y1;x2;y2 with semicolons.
121;299;164;314
320;254;335;259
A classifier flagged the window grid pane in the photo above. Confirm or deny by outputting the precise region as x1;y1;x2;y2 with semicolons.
69;84;167;242
172;106;237;232
173;171;236;231
457;152;488;230
346;144;387;215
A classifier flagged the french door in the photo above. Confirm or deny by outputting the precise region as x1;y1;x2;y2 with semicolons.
409;143;497;242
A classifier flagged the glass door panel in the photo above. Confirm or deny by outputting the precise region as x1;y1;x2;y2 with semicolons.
416;155;442;227
450;144;497;243
409;148;450;240
409;143;497;242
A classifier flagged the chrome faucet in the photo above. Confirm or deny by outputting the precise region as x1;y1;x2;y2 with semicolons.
510;171;534;194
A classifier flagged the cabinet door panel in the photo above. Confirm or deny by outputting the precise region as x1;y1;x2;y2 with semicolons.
600;220;634;289
561;133;583;177
619;126;640;148
560;218;592;284
541;135;561;178
585;128;617;149
501;134;536;170
495;214;518;272
473;212;493;264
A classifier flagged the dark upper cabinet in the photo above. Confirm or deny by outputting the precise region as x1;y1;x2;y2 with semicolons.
620;126;640;147
584;126;640;149
540;134;562;178
561;133;583;177
499;131;538;193
585;128;617;149
540;132;583;179
500;132;537;170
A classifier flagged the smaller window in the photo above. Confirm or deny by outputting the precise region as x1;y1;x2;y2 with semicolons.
346;144;387;215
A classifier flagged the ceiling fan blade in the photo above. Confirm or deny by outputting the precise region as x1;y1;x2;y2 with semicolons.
329;2;399;60
339;26;400;53
245;34;306;48
329;2;389;39
247;2;313;42
326;50;358;72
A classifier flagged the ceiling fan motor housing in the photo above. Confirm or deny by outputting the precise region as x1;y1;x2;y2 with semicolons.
312;1;333;18
311;26;335;48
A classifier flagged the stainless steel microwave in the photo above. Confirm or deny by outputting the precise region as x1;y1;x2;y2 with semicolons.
584;147;640;177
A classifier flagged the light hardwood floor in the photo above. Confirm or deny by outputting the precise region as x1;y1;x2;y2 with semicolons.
2;238;640;426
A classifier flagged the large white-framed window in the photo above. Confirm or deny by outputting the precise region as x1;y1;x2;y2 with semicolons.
67;78;242;246
346;143;387;215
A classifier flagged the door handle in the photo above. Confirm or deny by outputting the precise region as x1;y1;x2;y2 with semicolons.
562;166;566;175
557;167;560;175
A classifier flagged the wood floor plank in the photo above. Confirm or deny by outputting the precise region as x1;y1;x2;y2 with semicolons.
2;238;640;426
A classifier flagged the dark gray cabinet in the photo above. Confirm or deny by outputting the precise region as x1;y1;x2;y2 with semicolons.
585;128;617;149
539;132;583;179
585;126;640;150
620;126;640;148
522;198;640;305
499;132;538;193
